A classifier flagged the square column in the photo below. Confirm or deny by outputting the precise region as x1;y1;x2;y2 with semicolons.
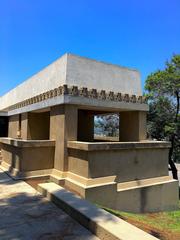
21;113;28;139
50;104;78;172
120;111;147;141
8;115;19;138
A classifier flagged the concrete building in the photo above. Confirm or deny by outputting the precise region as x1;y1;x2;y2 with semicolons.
0;53;178;213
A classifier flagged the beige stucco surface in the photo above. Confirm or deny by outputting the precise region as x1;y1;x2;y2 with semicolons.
67;140;171;151
6;95;149;117
8;114;19;138
0;51;178;216
0;53;142;111
8;111;50;140
68;142;170;181
50;105;78;172
0;138;55;173
66;54;141;95
65;140;179;213
85;177;179;213
0;54;67;111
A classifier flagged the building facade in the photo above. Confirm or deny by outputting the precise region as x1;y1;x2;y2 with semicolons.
0;53;178;213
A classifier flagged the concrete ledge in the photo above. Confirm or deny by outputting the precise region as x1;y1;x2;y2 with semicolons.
0;137;55;147
66;172;117;187
0;163;66;180
117;176;174;191
37;182;158;240
67;140;171;151
0;162;53;179
6;94;148;116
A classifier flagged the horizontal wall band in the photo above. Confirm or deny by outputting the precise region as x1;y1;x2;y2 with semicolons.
2;84;147;112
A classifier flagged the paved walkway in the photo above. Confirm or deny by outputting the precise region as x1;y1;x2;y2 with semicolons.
0;164;179;240
0;169;99;240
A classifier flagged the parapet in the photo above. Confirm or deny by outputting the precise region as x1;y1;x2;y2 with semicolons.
0;53;142;111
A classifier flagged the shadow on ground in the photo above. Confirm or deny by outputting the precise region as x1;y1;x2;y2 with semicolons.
0;191;100;240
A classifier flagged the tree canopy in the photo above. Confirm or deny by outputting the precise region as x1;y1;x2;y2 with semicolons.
145;54;180;179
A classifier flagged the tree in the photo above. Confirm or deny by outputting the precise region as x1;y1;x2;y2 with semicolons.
94;114;119;137
145;54;180;179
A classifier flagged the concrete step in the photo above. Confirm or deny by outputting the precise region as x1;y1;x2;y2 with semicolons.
50;173;116;187
37;182;158;240
50;175;65;185
50;173;116;198
49;173;179;213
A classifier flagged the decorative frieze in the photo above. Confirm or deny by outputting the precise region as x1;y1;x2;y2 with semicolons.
62;84;68;95
79;87;88;97
107;91;115;101
98;90;106;100
130;95;137;103
3;84;147;112
123;94;130;102
115;93;122;101
89;89;98;98
69;86;79;96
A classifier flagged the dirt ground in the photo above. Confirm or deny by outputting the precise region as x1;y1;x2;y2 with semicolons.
126;218;180;240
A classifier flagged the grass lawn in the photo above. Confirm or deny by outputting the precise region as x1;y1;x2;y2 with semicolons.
103;201;180;240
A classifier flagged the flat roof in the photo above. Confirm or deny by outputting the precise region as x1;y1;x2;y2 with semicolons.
0;53;142;112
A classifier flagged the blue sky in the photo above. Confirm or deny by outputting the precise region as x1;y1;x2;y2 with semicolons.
0;0;179;96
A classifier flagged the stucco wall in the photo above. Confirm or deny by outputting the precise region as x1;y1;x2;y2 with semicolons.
0;54;67;110
68;147;169;181
8;114;19;138
0;140;55;172
0;53;142;111
66;54;142;96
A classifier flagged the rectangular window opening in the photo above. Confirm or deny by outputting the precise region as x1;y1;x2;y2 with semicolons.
94;113;119;142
